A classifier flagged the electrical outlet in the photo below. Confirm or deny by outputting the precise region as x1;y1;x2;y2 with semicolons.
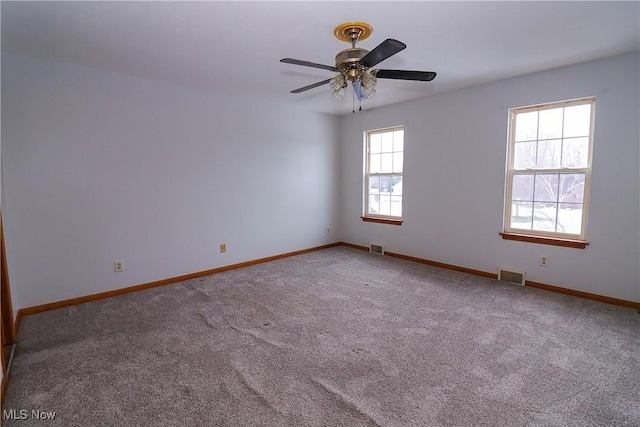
220;243;227;253
539;256;548;267
114;261;124;272
326;227;331;234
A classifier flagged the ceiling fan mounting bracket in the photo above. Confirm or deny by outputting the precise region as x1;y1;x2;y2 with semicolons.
334;21;373;46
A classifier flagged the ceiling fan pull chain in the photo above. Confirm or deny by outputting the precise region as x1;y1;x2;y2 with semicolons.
352;87;355;113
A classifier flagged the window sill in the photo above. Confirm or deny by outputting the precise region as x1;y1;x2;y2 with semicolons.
361;216;403;226
500;232;588;249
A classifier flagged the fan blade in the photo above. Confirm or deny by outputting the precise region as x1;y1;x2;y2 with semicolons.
359;39;406;68
280;58;337;72
290;78;332;94
375;69;437;81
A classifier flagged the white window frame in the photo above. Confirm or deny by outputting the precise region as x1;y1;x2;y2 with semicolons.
503;97;595;244
363;126;404;224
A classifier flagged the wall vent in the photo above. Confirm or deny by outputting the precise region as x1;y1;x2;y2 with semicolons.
498;267;526;286
369;243;384;255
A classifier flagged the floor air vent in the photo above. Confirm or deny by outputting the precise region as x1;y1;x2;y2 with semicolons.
370;244;384;255
498;267;525;286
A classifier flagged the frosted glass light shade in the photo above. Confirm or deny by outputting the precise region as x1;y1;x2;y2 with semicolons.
330;74;347;100
361;73;377;98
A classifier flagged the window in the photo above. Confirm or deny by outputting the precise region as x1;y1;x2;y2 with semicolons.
363;126;404;225
503;97;595;247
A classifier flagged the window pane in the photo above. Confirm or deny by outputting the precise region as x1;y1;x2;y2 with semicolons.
559;174;585;203
369;153;381;173
515;111;538;142
392;152;403;173
512;174;534;201
536;139;562;169
379;175;392;193
557;203;583;234
380;153;393;173
514;141;536;169
391;176;403;195
534;174;558;203
533;202;557;232
562;137;589;168
511;202;533;230
368;176;380;194
368;195;380;215
381;132;393;152
563;104;591;138
538;108;563;139
390;195;402;217
370;133;381;153
379;193;392;216
393;130;404;152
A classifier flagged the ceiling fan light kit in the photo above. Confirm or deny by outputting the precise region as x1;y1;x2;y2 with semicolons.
280;21;436;111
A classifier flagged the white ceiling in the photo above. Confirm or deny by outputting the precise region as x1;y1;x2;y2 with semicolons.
2;1;639;116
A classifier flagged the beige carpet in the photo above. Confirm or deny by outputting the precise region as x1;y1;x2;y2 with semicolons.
3;246;639;426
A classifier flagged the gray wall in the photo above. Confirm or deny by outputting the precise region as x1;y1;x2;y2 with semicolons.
3;51;639;310
1;54;341;308
340;52;640;303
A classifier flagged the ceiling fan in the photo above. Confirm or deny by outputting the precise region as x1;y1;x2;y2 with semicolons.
280;21;436;106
